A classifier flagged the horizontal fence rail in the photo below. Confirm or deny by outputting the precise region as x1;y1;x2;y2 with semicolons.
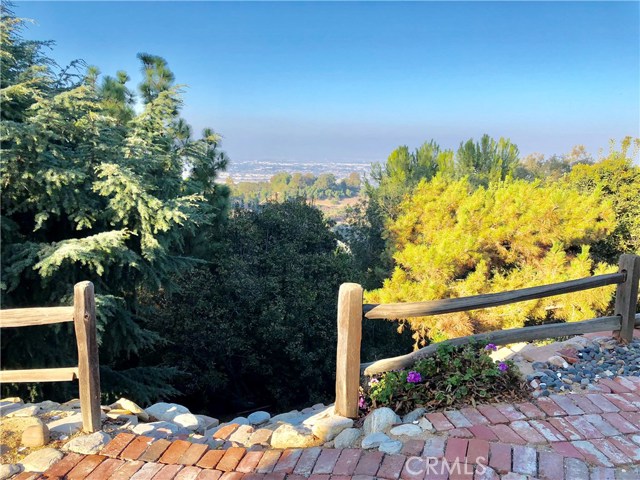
0;306;75;328
364;272;626;319
0;281;101;432
334;254;640;418
361;314;640;376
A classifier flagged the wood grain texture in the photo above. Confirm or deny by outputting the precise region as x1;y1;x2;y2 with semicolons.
0;306;74;328
613;254;640;343
74;281;102;433
335;283;363;418
0;367;78;383
364;272;625;319
361;315;623;375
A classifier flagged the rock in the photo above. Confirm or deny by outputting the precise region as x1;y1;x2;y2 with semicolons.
548;356;569;368
230;416;250;426
7;404;41;418
20;448;63;472
0;397;22;404
21;422;49;448
418;417;435;432
62;399;81;409
333;428;361;448
311;416;354;442
302;406;335;427
270;410;301;424
361;432;390;449
0;402;24;417
132;421;188;438
389;423;423;437
63;431;111;454
270;423;322;449
195;415;219;433
402;408;426;424
248;411;271;425
247;428;273;447
173;413;200;431
379;439;403;454
47;413;84;435
363;407;400;435
37;401;61;412
109;398;149;421
228;425;255;445
145;402;190;422
0;464;21;480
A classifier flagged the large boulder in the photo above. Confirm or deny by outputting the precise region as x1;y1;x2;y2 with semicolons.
270;424;322;449
145;402;190;422
20;448;63;472
311;416;354;442
47;413;84;435
363;407;400;435
63;431;111;454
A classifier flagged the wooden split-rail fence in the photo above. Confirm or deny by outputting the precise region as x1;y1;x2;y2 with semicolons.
335;254;640;418
0;281;101;432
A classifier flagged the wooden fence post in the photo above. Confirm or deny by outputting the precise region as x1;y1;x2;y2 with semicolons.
335;283;363;418
613;254;640;344
74;281;101;432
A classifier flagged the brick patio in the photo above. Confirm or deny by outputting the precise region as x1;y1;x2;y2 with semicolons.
15;376;640;479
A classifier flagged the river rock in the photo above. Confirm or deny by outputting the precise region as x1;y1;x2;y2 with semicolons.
248;411;271;425
173;413;200;430
37;401;61;412
333;428;361;448
47;413;84;435
133;421;187;438
270;410;301;424
195;415;219;433
418;417;435;432
311;416;353;442
548;355;569;368
228;424;255;445
379;439;403;454
0;464;21;480
229;416;250;426
145;402;190;422
21;423;49;448
390;423;423;437
362;432;390;449
7;404;41;417
402;408;427;423
63;431;111;454
20;448;63;472
270;423;322;449
110;398;149;421
363;407;400;434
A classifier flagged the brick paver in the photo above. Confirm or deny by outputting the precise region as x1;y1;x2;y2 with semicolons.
36;371;640;480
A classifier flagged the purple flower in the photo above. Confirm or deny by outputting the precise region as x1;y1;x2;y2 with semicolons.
368;378;379;387
358;395;366;409
498;362;509;372
485;343;498;351
407;371;422;383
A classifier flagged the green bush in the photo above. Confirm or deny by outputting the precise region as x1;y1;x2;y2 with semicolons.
361;342;525;414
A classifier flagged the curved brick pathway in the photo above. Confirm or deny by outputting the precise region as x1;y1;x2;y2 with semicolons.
13;376;640;480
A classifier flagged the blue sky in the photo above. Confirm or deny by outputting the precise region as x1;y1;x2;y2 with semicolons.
15;1;640;164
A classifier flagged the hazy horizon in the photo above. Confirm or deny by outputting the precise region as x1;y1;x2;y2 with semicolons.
15;1;640;164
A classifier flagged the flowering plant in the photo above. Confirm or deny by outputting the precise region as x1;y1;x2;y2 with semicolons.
361;341;524;414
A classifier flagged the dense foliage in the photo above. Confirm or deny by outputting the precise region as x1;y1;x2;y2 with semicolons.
230;171;361;207
0;8;229;403
142;200;411;414
362;343;525;414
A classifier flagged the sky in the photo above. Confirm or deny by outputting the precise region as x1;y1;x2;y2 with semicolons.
14;1;640;165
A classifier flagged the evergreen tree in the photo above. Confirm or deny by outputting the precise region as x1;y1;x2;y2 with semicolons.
0;8;228;404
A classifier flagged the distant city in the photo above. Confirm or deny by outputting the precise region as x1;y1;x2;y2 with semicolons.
219;160;373;183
